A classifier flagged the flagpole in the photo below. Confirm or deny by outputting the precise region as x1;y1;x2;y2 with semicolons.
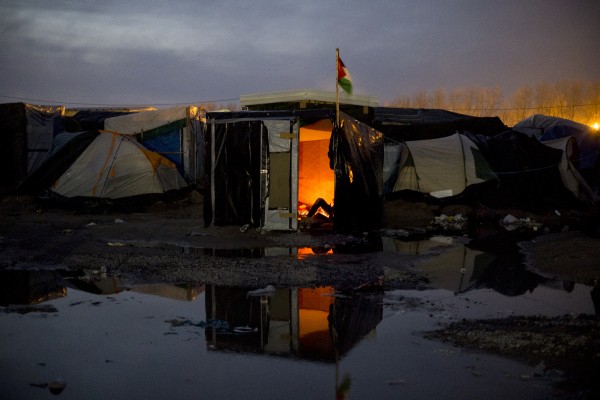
335;48;340;128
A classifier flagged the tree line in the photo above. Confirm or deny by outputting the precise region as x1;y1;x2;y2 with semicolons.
386;80;600;128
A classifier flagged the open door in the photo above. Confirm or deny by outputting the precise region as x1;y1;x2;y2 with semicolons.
262;118;335;231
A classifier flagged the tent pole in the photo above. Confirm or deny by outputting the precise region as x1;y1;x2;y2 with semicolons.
335;48;340;128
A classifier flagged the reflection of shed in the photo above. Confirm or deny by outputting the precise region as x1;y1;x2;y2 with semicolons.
131;283;204;301
205;285;382;362
0;270;66;306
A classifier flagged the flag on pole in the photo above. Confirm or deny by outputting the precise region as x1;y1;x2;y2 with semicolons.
337;55;352;95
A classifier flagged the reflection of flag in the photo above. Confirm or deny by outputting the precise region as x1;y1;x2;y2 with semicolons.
337;56;352;95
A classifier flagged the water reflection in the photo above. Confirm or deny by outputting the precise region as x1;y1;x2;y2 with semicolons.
0;270;66;306
384;236;576;297
131;283;205;301
205;285;383;362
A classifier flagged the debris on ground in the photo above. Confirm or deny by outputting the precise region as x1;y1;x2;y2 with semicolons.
425;314;600;393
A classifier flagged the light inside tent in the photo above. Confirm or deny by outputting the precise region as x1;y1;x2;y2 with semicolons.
298;119;335;216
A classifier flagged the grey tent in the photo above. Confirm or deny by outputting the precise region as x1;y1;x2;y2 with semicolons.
386;133;497;198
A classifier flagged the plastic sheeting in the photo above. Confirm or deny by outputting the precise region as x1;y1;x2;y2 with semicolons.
330;112;384;232
0;103;64;189
25;104;64;174
470;130;594;210
204;120;268;227
541;136;599;205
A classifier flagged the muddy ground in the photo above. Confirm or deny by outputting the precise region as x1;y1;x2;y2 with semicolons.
1;191;599;395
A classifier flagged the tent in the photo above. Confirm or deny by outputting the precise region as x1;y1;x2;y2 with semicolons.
386;133;497;198
513;114;594;140
541;136;598;205
104;106;205;183
513;114;599;186
19;130;187;199
469;130;597;210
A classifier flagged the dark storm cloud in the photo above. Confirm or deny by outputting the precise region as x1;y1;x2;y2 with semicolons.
0;0;598;106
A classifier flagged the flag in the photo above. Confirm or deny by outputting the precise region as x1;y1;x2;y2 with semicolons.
337;56;352;95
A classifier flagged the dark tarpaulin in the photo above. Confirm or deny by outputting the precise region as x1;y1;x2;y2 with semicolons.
0;103;27;190
330;113;384;232
136;120;187;175
540;125;600;187
468;130;585;211
17;130;100;195
0;103;63;191
204;121;268;227
372;107;508;141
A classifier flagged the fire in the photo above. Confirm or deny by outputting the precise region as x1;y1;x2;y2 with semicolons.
298;119;335;219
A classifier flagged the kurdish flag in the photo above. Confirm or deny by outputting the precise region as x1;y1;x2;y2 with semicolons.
337;55;352;95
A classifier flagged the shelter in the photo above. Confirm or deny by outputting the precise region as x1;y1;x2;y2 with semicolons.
513;114;599;187
19;130;187;200
541;136;598;205
204;285;382;362
204;110;383;232
513;114;594;139
385;133;497;198
0;103;63;191
104;106;205;183
469;130;597;210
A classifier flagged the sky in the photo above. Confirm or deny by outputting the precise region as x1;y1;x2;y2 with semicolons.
0;0;599;108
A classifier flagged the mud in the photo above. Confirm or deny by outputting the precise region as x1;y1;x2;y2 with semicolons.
2;192;600;396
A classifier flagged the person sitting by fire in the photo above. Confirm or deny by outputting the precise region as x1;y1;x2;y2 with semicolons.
307;197;334;219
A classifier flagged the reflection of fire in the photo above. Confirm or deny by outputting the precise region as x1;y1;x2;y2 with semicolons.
297;247;334;260
298;287;335;355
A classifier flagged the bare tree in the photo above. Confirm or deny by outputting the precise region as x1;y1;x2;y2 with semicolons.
386;79;598;127
510;85;534;122
430;88;447;109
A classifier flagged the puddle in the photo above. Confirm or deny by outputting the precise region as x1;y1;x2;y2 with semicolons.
1;236;598;399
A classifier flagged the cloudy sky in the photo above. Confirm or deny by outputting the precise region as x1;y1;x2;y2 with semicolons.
1;0;598;107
